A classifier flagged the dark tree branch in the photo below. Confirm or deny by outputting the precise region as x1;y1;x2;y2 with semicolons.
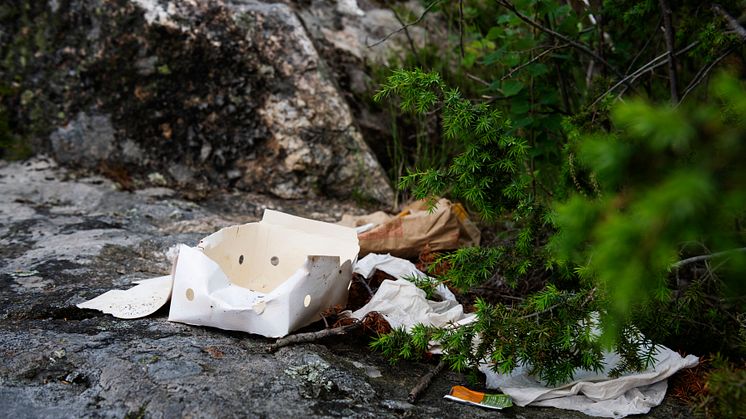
713;4;746;41
494;0;628;84
658;0;680;102
367;0;443;48
408;359;447;403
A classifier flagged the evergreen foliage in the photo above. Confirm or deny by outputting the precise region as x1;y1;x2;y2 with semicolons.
370;0;746;405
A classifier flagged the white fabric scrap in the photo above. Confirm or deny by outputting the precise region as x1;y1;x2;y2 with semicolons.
480;346;698;418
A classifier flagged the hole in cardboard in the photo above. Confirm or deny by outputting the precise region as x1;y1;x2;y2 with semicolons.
186;288;195;301
303;294;311;307
270;256;279;266
239;255;244;264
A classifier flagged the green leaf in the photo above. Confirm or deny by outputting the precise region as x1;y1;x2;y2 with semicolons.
502;80;524;97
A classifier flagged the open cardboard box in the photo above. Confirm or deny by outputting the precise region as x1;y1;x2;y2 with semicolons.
79;210;359;338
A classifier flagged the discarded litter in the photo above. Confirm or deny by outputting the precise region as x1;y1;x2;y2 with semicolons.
77;275;172;319
350;254;474;333
479;341;698;418
444;386;513;410
339;198;480;258
78;210;359;337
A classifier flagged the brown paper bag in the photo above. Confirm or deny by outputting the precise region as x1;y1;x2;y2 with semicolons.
339;198;480;258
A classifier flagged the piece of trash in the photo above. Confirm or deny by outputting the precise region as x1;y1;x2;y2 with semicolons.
479;347;699;418
78;210;359;338
444;386;513;410
77;275;173;319
350;254;475;333
338;198;480;258
167;210;358;337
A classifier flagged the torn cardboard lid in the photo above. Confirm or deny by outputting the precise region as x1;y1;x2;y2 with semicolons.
78;210;359;338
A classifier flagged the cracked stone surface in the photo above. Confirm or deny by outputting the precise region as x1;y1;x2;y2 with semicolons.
0;158;693;418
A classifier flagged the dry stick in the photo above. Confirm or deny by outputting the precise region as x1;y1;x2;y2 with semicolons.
713;4;746;41
267;322;362;352
392;7;421;66
458;0;465;58
466;72;491;86
367;0;443;48
588;41;699;108
679;47;736;103
500;43;569;81
624;17;662;74
494;0;628;84
356;275;375;297
658;0;679;102
671;247;746;270
408;359;447;403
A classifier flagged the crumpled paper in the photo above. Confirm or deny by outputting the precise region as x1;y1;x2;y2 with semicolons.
350;253;474;330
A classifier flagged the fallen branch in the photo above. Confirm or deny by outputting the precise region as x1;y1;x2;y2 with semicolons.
367;0;443;48
408;359;447;403
267;322;362;352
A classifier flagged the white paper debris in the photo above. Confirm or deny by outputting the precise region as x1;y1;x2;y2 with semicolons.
351;254;474;330
479;345;698;418
167;210;359;338
77;275;172;319
353;253;456;302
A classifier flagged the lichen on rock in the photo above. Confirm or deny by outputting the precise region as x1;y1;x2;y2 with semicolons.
0;0;395;203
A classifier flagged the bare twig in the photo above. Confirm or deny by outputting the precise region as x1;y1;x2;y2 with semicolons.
494;0;628;83
658;0;679;102
672;247;746;270
465;72;491;86
356;274;375;297
267;322;362;352
501;43;569;80
392;7;421;66
679;47;735;103
588;41;699;108
625;17;662;74
367;0;443;48
458;0;465;58
408;359;447;403
713;4;746;41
